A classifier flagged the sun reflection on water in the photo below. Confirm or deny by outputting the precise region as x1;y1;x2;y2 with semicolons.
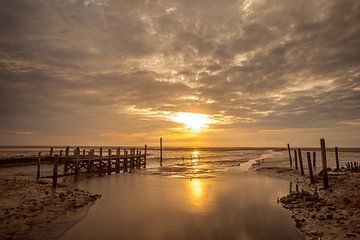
188;179;205;208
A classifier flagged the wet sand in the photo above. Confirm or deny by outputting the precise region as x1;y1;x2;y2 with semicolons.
0;176;100;240
253;152;360;239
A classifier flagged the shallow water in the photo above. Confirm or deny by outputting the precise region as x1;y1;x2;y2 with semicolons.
60;158;304;240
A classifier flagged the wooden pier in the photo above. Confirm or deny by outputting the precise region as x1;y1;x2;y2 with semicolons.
36;146;147;185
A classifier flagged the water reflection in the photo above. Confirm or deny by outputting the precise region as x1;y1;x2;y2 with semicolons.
187;179;205;209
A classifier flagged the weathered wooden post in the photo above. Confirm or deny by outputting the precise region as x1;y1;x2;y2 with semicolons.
50;147;53;158
75;147;80;174
307;152;315;183
298;148;304;175
335;147;340;169
124;149;128;172
60;149;63;157
99;147;103;177
108;149;112;175
64;147;69;174
144;145;147;167
160;137;163;166
36;152;41;179
313;151;316;168
116;147;120;174
52;154;59;188
287;144;292;167
294;149;298;170
320;138;329;189
87;150;92;173
83;149;85;157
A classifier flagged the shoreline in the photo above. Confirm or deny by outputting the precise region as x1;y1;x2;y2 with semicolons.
252;156;360;239
0;176;101;240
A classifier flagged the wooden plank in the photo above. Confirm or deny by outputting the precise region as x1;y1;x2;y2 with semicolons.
36;152;41;179
307;152;315;184
320;138;329;188
287;143;292;167
52;155;58;188
335;147;340;169
298;148;304;175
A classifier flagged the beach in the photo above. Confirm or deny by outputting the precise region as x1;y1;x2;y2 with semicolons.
253;150;360;239
0;147;358;240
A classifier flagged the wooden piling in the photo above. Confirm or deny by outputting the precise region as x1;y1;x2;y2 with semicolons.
320;138;329;189
287;143;292;167
52;154;58;188
160;137;163;166
124;150;128;172
75;147;80;174
144;145;147;167
307;152;315;184
116;147;120;174
294;149;298;170
64;147;69;173
108;149;112;175
36;152;41;179
298;148;304;175
99;147;103;177
50;147;53;158
313;151;316;168
87;151;92;173
60;149;63;157
83;149;85;157
335;147;340;169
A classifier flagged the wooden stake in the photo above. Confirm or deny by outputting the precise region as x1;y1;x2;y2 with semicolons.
52;154;58;188
307;152;315;184
144;145;147;167
87;150;92;173
60;149;63;157
75;147;80;174
108;149;112;175
320;138;329;189
116;147;120;174
99;147;103;177
335;147;340;169
124;150;128;172
298;148;304;175
160;137;163;166
287;143;292;167
83;149;85;157
36;152;41;179
50;147;53;158
294;149;298;170
64;147;69;174
313;151;316;168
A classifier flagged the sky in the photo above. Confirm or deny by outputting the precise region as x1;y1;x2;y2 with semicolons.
0;0;359;147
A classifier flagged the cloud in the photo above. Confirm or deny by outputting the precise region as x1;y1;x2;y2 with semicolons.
0;0;359;145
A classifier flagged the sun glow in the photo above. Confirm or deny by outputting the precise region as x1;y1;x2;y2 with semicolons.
169;112;214;132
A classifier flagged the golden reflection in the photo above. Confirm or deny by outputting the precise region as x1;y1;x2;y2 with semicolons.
187;179;205;208
191;150;200;163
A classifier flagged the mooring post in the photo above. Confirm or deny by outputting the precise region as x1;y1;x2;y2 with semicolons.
124;149;128;172
99;147;103;176
144;145;147;167
75;147;80;174
307;152;315;183
52;154;58;188
335;147;340;169
298;148;304;175
108;149;112;175
87;150;92;173
313;151;316;168
116;147;120;174
160;137;163;166
294;149;298;170
50;147;53;158
320;138;329;189
287;143;292;167
64;146;69;174
36;152;41;179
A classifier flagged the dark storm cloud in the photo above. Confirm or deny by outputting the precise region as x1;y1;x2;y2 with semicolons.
0;0;359;144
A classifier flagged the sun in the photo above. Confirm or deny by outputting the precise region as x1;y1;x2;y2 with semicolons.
169;112;214;132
